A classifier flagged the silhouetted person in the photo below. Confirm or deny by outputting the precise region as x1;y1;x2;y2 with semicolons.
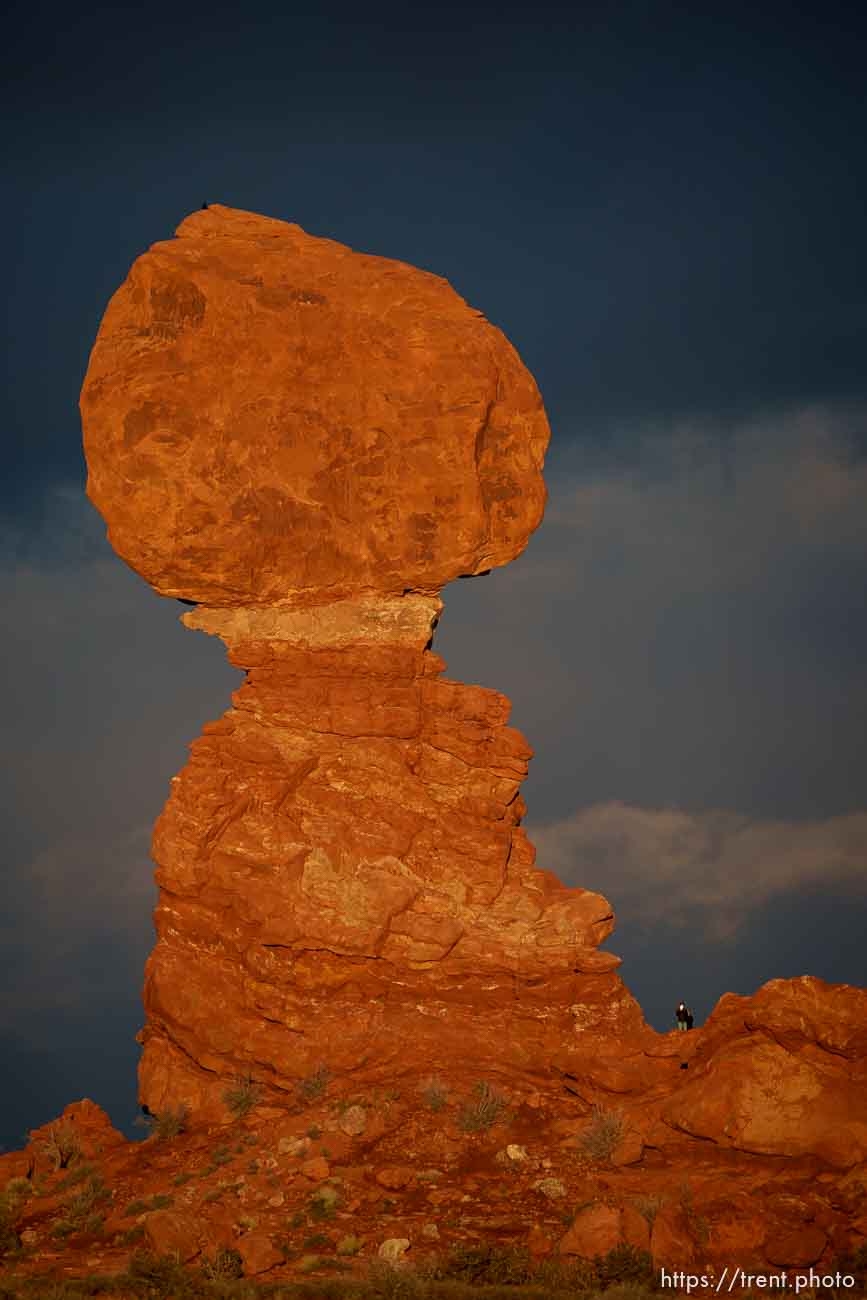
202;201;209;209
686;1008;695;1030
675;1000;689;1032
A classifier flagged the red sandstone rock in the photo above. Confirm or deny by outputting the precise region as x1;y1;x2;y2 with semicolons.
651;1205;696;1268
80;205;548;606
142;1208;201;1261
65;209;867;1293
558;1202;621;1257
375;1166;415;1191
300;1157;330;1181
80;213;635;1117
661;977;867;1168
764;1224;828;1268
238;1230;283;1275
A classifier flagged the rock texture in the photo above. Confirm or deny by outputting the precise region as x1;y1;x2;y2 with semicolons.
80;205;548;606
51;207;867;1290
80;205;636;1118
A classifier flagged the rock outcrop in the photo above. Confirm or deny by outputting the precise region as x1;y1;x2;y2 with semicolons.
80;204;548;606
3;205;864;1289
80;205;640;1118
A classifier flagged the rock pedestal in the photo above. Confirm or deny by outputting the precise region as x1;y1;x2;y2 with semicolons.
80;206;642;1117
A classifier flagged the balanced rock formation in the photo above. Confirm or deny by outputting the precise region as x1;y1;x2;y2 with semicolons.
80;206;643;1118
81;205;547;606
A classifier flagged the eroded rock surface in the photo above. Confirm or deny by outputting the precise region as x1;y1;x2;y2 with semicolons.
80;204;548;606
80;206;636;1117
70;211;867;1280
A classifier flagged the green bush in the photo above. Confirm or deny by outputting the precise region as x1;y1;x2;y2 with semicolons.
201;1246;244;1279
596;1242;657;1289
145;1104;190;1142
223;1074;262;1119
429;1243;535;1285
297;1064;331;1105
419;1076;448;1111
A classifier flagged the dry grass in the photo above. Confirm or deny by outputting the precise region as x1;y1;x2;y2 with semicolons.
456;1081;508;1132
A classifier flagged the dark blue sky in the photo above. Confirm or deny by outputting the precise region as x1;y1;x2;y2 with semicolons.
2;0;866;1152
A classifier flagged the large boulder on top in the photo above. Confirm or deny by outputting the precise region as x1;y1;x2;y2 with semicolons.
80;204;549;607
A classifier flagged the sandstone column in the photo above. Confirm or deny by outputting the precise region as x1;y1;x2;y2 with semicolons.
80;205;638;1117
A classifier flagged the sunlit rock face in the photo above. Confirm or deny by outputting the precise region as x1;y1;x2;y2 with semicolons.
80;204;549;606
80;207;639;1117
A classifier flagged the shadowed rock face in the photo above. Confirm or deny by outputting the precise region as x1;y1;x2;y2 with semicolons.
81;206;640;1117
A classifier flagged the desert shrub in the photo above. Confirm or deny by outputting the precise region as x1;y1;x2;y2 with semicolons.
297;1064;331;1104
679;1180;710;1246
419;1075;448;1111
119;1222;146;1246
201;1246;244;1279
456;1080;508;1133
222;1073;262;1119
123;1198;151;1217
0;1191;23;1256
337;1233;363;1255
126;1248;193;1291
633;1193;663;1229
55;1162;96;1192
429;1243;535;1285
172;1171;194;1186
832;1242;867;1289
578;1104;626;1162
36;1121;81;1171
304;1231;333;1250
140;1103;190;1142
363;1258;426;1298
596;1242;657;1288
60;1172;111;1233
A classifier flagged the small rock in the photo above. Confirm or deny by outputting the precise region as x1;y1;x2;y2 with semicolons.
312;1184;340;1209
379;1237;410;1262
20;1229;38;1245
422;1223;440;1239
237;1229;283;1275
375;1165;414;1190
560;1204;621;1258
506;1144;529;1162
525;1092;544;1109
339;1105;367;1136
533;1177;566;1200
267;1193;284;1208
300;1156;330;1181
611;1128;644;1166
527;1225;553;1257
278;1136;310;1157
143;1208;201;1262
